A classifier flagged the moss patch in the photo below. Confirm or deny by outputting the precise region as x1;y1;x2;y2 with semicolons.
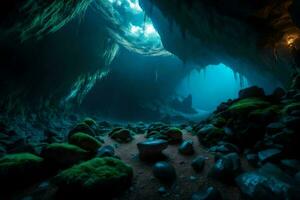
282;102;300;114
0;153;44;191
69;132;101;152
228;98;270;113
52;157;133;198
41;143;88;169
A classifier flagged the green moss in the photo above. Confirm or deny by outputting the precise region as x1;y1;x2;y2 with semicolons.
53;157;133;197
82;118;97;127
0;153;43;170
110;128;133;143
69;132;101;152
0;153;44;191
250;105;281;116
228;98;270;113
164;128;183;143
41;143;88;168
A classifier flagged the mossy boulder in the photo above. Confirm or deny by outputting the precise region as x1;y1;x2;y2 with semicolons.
68;123;95;139
238;86;265;99
197;124;225;146
52;157;133;198
109;128;133;143
82;117;97;128
69;132;101;153
163;128;183;144
0;153;44;191
41;143;88;169
228;98;270;115
249;105;281;123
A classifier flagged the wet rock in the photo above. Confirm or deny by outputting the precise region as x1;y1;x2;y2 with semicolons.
238;86;265;99
266;122;285;135
224;153;241;172
163;127;183;144
191;186;222;200
68;123;95;139
52;157;133;198
98;121;111;128
280;159;300;175
209;153;241;182
245;154;258;166
153;161;176;183
97;145;115;157
158;186;167;195
209;142;239;154
282;102;300;114
270;87;286;100
41;143;88;169
178;140;194;155
191;156;206;172
0;153;44;192
137;139;168;160
197;124;224;146
69;132;101;153
236;163;300;199
109;128;134;143
258;148;282;163
82;117;97;128
284;116;300;129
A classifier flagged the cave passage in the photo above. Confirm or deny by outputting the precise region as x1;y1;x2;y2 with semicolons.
0;0;300;200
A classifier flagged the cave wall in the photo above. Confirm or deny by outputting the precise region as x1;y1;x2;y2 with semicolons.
0;4;113;114
140;0;300;86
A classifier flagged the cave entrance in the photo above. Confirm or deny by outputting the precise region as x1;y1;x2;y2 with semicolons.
176;63;250;112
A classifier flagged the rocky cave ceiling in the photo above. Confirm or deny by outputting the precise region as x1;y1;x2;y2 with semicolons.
0;0;300;112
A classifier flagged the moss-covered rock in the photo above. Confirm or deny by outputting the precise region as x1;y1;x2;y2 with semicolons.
197;124;225;146
109;128;133;143
228;98;270;115
82;117;97;127
68;123;95;139
163;128;183;144
41;143;88;169
249;105;281;123
52;157;133;198
0;153;44;191
69;132;101;153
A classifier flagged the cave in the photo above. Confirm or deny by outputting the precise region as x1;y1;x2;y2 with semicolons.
0;0;300;199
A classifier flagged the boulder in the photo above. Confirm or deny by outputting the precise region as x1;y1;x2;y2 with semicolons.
197;124;224;146
236;163;300;199
153;161;176;183
68;123;95;139
258;148;282;164
178;140;194;155
109;128;133;143
238;86;265;99
137;139;168;160
52;157;133;198
191;186;222;200
69;132;101;153
280;159;300;175
270;87;286;100
41;143;88;169
163;128;183;144
0;153;44;192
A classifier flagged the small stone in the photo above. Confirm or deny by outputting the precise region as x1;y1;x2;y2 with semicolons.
158;186;167;194
258;148;281;163
178;140;194;155
191;156;206;172
189;176;197;181
280;159;300;174
153;161;176;183
245;154;258;166
191;186;222;200
97;145;115;157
